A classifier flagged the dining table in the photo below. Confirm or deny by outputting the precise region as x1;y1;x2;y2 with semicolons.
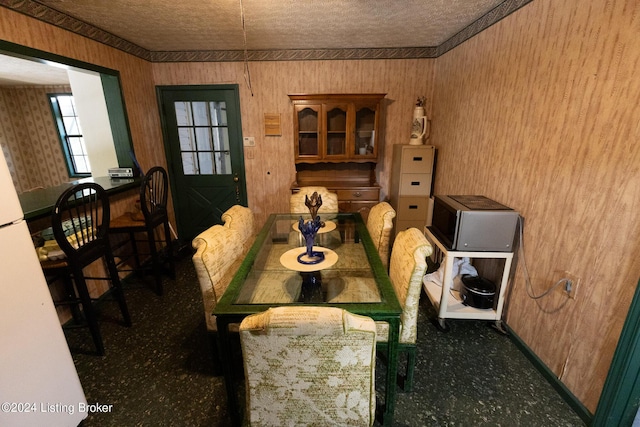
213;212;402;426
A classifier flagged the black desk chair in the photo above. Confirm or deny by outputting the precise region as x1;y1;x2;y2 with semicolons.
46;182;131;356
110;166;175;295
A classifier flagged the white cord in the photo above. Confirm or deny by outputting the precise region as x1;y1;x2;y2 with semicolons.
518;215;569;299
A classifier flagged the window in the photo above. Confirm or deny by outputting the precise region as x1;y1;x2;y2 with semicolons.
49;94;91;176
174;101;231;175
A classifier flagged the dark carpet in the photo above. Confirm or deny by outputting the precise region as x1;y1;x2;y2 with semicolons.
67;251;586;426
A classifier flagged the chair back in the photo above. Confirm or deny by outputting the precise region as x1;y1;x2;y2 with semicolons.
366;201;396;269
140;166;169;227
240;306;377;426
290;186;339;214
222;205;255;252
389;228;433;344
191;225;244;331
52;182;110;265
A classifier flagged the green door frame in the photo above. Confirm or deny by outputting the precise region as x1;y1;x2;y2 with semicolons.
593;278;640;426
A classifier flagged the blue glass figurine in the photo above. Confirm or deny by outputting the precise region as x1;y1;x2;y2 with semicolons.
297;215;325;264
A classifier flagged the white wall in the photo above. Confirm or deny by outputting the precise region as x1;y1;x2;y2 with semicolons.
67;69;117;177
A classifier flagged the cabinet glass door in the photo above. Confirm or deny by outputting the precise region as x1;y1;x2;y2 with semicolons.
324;104;348;158
354;105;377;158
296;106;320;157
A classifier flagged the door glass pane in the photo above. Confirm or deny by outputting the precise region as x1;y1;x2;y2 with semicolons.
210;102;228;126
297;108;318;156
212;128;230;151
174;101;232;176
192;102;210;126
174;101;193;126
198;152;214;174
326;107;346;155
181;152;197;175
215;151;232;174
195;128;212;150
178;128;196;151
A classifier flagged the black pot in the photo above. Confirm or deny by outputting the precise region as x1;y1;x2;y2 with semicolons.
460;275;496;309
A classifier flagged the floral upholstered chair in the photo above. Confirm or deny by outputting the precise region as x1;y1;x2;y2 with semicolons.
239;306;377;427
222;205;255;254
191;225;244;367
366;201;396;270
290;186;339;214
376;227;432;392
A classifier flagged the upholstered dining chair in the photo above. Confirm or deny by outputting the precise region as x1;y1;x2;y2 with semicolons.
110;166;175;295
376;227;432;392
290;186;339;214
239;306;377;427
221;204;255;254
191;224;245;368
47;182;131;355
366;201;396;270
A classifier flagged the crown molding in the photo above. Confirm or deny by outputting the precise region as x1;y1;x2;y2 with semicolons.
1;0;533;62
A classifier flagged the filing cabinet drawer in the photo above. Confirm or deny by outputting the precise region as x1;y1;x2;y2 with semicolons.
400;146;434;173
399;173;431;196
397;196;429;219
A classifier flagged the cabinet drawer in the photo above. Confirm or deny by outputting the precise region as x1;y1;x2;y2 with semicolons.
336;188;379;201
400;147;434;173
399;173;431;196
397;196;428;219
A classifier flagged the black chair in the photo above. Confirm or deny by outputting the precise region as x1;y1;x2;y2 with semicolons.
46;182;131;356
110;166;175;295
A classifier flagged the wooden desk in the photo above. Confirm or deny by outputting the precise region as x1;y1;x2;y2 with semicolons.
214;213;402;426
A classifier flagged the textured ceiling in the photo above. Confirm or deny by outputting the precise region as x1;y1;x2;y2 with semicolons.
0;0;532;84
33;0;507;51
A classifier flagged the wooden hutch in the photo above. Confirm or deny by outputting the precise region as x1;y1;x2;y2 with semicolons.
289;93;386;221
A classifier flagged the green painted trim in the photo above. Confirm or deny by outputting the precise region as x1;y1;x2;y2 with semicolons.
0;39;136;171
101;74;135;171
592;278;640;426
505;324;593;424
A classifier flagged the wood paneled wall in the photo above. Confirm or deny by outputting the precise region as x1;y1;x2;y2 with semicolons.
152;60;436;225
3;0;639;413
433;0;640;411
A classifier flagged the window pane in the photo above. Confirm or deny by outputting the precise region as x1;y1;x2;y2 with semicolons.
215;151;231;175
64;117;81;135
181;152;197;175
174;102;193;126
209;101;227;126
192;102;210;126
68;137;85;155
57;96;75;116
195;127;212;150
212;127;230;151
73;155;90;173
178;128;196;151
198;152;214;174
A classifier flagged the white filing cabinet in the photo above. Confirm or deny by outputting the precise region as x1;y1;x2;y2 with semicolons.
389;145;435;236
422;226;514;331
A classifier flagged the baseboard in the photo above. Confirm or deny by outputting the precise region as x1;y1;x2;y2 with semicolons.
505;323;593;425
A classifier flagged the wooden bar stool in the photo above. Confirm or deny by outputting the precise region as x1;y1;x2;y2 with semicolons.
46;182;132;355
110;166;175;295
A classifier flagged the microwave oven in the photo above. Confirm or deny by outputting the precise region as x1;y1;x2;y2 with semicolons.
428;195;519;252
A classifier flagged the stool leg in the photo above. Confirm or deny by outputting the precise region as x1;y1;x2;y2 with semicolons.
72;267;104;356
163;220;175;279
129;231;140;269
105;248;131;327
147;227;163;296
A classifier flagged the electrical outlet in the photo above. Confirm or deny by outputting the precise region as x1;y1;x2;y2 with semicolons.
553;270;580;299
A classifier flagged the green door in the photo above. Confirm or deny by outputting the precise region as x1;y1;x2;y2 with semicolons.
158;85;247;242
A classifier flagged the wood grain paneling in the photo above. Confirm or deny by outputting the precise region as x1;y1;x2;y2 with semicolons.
432;0;640;411
152;59;436;226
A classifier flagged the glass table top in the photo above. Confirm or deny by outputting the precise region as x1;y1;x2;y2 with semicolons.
215;213;401;316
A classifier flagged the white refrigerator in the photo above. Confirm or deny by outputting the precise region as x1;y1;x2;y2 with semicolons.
0;151;87;426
